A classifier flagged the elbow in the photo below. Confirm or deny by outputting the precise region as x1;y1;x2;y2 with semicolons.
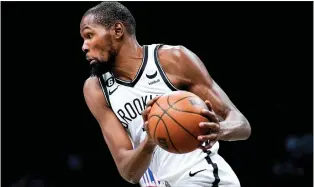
115;150;139;184
242;116;251;140
114;153;139;184
243;125;251;140
120;170;140;184
127;176;140;184
117;160;140;184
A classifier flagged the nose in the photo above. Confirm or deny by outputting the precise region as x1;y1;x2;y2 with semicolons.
82;43;89;53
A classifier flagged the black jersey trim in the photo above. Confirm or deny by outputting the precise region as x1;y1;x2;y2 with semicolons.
98;75;112;108
114;45;148;87
154;44;179;91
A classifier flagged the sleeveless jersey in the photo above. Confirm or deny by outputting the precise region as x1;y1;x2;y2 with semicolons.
98;44;219;184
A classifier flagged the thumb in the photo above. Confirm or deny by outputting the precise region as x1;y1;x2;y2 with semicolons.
142;106;151;122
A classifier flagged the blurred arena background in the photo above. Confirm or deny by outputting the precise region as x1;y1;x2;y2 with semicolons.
2;1;313;187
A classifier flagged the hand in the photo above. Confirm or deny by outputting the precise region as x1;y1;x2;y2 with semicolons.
142;95;162;140
198;100;222;150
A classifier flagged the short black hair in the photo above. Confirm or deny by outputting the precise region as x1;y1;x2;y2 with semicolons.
84;2;136;36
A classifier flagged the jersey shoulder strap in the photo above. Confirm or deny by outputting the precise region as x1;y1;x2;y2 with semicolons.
153;44;178;91
98;72;114;108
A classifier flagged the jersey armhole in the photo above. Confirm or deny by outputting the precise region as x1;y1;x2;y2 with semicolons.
98;75;112;108
154;44;179;91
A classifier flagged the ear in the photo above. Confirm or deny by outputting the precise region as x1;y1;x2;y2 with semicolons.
113;22;124;39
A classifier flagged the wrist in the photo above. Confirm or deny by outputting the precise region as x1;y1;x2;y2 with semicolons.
218;121;230;141
218;120;251;141
143;136;157;153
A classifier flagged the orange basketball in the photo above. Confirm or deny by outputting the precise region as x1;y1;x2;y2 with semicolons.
147;90;210;154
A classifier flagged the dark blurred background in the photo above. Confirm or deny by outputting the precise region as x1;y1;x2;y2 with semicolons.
2;1;313;187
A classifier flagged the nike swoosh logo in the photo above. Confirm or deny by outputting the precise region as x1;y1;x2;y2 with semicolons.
146;71;158;79
109;85;120;95
189;169;206;177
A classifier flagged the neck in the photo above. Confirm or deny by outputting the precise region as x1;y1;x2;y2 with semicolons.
112;36;143;81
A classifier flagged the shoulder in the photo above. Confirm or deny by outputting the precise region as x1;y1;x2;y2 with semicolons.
157;44;211;86
157;45;187;62
157;45;199;62
158;44;205;73
83;76;109;108
83;76;101;95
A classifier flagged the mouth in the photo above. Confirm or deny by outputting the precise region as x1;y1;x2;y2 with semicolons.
90;59;97;65
86;57;98;65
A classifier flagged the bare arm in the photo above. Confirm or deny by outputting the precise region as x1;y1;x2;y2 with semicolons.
159;46;251;141
83;77;156;184
180;46;251;141
200;80;251;141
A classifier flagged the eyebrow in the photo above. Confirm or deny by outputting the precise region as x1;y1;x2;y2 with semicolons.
80;25;91;35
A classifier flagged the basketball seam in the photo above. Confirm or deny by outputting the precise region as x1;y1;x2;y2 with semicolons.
160;118;181;153
148;95;194;140
148;115;180;153
170;102;205;115
169;97;212;138
169;95;195;106
166;96;199;140
169;112;208;137
168;103;210;136
147;95;198;153
156;99;198;140
148;115;162;141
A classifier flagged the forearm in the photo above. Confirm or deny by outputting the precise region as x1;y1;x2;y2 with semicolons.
119;136;156;184
219;110;251;141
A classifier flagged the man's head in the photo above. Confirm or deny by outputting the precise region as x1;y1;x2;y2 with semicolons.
80;2;136;66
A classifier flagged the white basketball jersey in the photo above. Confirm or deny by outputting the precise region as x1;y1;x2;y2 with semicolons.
98;44;219;185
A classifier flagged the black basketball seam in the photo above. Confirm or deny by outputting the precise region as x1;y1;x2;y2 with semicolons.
166;96;200;140
170;95;195;106
169;100;211;133
156;100;198;140
147;95;194;117
171;107;204;115
163;111;198;140
170;97;206;115
147;94;198;152
148;115;163;141
160;118;180;153
148;114;180;153
148;95;194;140
168;97;211;138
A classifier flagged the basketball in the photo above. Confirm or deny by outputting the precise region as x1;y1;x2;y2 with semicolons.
147;90;211;154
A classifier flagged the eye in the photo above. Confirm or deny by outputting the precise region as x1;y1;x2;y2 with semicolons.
86;33;93;39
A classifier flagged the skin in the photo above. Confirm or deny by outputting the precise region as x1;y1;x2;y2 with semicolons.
80;14;251;184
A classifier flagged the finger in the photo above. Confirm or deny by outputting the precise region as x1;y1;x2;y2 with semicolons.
205;100;213;111
143;121;149;131
146;96;161;107
199;140;212;150
142;106;151;116
199;141;216;150
209;140;217;148
142;106;151;121
199;122;220;132
201;109;219;123
197;133;219;142
146;95;161;108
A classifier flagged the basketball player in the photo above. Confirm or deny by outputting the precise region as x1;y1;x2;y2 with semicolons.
81;2;251;187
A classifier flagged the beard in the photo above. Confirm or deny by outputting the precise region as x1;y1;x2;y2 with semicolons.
89;62;109;77
89;54;116;77
89;45;118;77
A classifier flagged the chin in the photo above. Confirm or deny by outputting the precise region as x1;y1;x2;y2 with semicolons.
89;62;110;77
